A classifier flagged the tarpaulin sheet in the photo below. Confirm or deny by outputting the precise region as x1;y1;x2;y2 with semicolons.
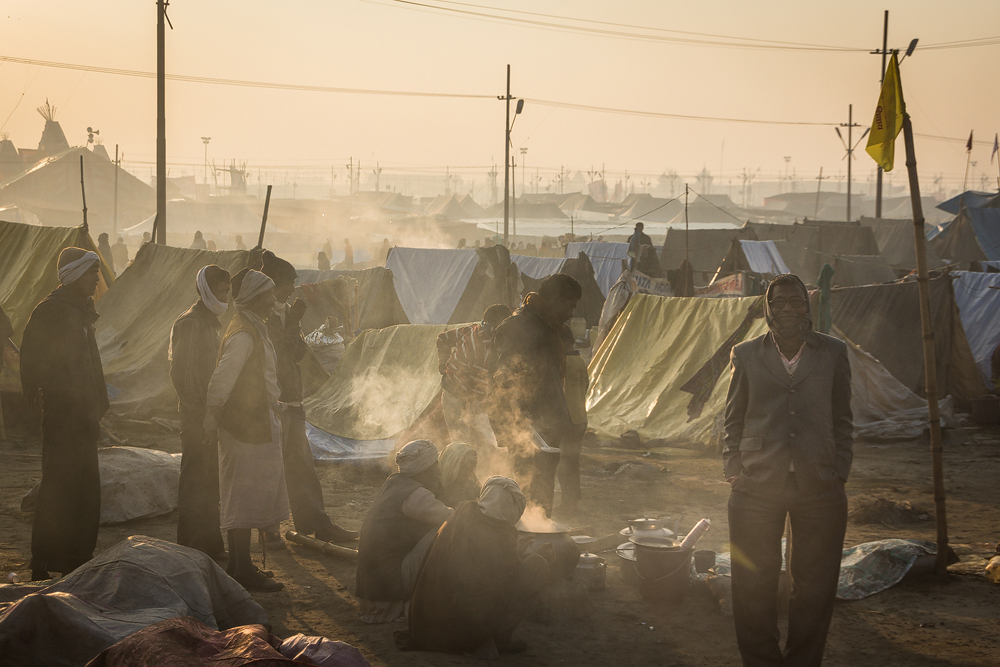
385;247;479;325
739;240;789;275
511;254;566;279
861;217;947;271
0;219;112;346
587;294;768;444
304;324;448;441
96;242;249;412
0;535;268;667
306;422;395;465
564;244;629;296
936;190;998;214
831;255;897;287
952;271;1000;388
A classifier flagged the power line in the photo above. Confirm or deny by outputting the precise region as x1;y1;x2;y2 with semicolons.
525;98;836;126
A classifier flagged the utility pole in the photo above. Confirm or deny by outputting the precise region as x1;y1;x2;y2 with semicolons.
511;154;517;239
155;0;171;244
871;10;889;218
520;146;527;196
113;144;119;239
837;104;869;222
201;137;211;193
814;167;826;218
501;65;511;245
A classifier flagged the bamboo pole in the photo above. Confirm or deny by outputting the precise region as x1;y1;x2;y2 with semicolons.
257;185;272;249
284;530;358;561
80;155;88;232
901;113;949;579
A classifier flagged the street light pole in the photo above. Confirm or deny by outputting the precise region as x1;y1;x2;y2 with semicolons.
201;137;211;194
155;0;170;244
872;10;889;218
502;66;511;246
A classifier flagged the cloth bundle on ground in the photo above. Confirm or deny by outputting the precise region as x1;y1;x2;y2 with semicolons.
86;617;372;667
21;447;181;525
0;536;268;666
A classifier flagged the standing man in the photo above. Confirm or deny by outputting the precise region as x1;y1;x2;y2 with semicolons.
260;251;357;547
488;274;581;516
97;233;115;274
724;274;853;667
169;265;231;559
20;248;108;580
235;235;247;251
626;222;653;271
204;268;287;592
436;304;512;452
111;237;129;275
191;231;208;250
344;238;354;269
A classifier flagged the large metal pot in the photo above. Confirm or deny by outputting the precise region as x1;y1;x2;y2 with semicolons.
517;521;581;580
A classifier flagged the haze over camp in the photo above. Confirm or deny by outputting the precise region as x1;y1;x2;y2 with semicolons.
1;2;1000;666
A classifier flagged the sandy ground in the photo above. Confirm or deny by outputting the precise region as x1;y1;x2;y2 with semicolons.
2;412;999;667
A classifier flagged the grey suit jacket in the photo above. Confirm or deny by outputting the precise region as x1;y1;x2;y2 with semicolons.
723;331;853;496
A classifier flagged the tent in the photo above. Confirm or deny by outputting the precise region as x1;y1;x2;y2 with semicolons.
565;241;628;296
663;194;752;226
384;246;516;325
0;147;154;231
513;253;607;327
860;217;947;272
586;293;957;446
831;255;897;287
97;242;249;412
951;271;1000;388
746;221;881;258
617;195;684;223
936;190;999;215
930;208;1000;263
660;226;759;284
295;268;409;334
304;324;447;442
713;239;789;282
0;219;114;346
829;277;985;403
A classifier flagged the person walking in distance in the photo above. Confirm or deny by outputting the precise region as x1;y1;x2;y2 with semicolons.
724;273;853;667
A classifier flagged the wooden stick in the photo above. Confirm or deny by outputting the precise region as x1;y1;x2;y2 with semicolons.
284;530;358;561
902;113;949;579
257;185;272;249
80;155;89;232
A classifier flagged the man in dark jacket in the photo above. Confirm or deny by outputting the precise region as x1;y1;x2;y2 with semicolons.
20;247;109;580
724;273;853;667
355;440;452;623
169;265;231;558
261;251;357;547
488;273;582;516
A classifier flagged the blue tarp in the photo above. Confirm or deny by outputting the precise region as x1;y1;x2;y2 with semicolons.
739;240;790;275
966;208;1000;260
936;190;999;215
511;254;567;279
565;242;628;296
952;271;1000;388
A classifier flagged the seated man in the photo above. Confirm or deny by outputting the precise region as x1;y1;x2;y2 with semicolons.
355;440;452;623
438;442;481;509
406;477;549;657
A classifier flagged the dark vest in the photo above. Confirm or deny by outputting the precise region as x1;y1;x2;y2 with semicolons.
218;311;271;444
355;474;435;601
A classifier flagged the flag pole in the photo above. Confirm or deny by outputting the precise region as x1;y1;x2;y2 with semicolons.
901;112;949;579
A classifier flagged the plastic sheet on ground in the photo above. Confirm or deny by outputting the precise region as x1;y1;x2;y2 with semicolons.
385;247;479;324
952;271;1000;388
21;446;181;525
279;633;372;667
306;422;395;465
304;323;449;441
0;535;268;666
704;539;940;601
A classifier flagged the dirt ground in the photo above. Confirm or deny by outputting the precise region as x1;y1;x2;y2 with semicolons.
2;412;999;667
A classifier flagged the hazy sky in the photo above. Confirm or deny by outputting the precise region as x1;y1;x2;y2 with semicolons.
2;0;998;192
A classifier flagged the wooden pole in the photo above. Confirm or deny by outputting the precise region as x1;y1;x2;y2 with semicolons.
814;167;823;219
80;155;88;232
901;113;949;579
284;530;358;560
256;184;272;249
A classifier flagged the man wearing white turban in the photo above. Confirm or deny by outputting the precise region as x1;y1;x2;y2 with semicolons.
169;265;231;559
355;440;452;623
204;268;288;592
20;247;108;580
405;476;550;657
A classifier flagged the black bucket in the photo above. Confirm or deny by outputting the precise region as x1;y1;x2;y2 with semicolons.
632;538;692;602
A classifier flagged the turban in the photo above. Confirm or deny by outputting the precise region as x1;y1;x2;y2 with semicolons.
261;250;298;285
232;269;275;308
478;476;526;524
57;248;100;285
439;442;477;490
395;439;439;475
197;266;229;316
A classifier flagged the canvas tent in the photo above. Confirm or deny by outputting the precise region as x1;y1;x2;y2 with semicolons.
831;255;897;287
97;242;249;412
860;217;946;272
513;253;606;327
746;221;881;257
295;267;409;334
951;271;1000;388
660;226;759;284
0;219;114;346
829;277;985;403
586;293;957;446
930;208;1000;263
713;239;789;282
565;241;628;296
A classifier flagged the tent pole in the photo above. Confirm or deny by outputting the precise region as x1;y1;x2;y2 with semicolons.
257;185;272;249
902;113;949;579
80;155;88;232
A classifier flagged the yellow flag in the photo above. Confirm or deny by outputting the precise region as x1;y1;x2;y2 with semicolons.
865;53;905;171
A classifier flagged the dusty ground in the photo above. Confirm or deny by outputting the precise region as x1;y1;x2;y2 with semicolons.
2;412;999;667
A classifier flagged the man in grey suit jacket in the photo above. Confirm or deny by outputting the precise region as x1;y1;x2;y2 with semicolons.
724;274;853;667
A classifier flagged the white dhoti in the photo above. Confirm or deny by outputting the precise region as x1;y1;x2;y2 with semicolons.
218;411;289;531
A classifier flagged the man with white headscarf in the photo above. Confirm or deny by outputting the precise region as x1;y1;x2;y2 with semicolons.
204;268;288;592
405;476;550;657
20;247;108;580
169;264;231;559
355;440;453;623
